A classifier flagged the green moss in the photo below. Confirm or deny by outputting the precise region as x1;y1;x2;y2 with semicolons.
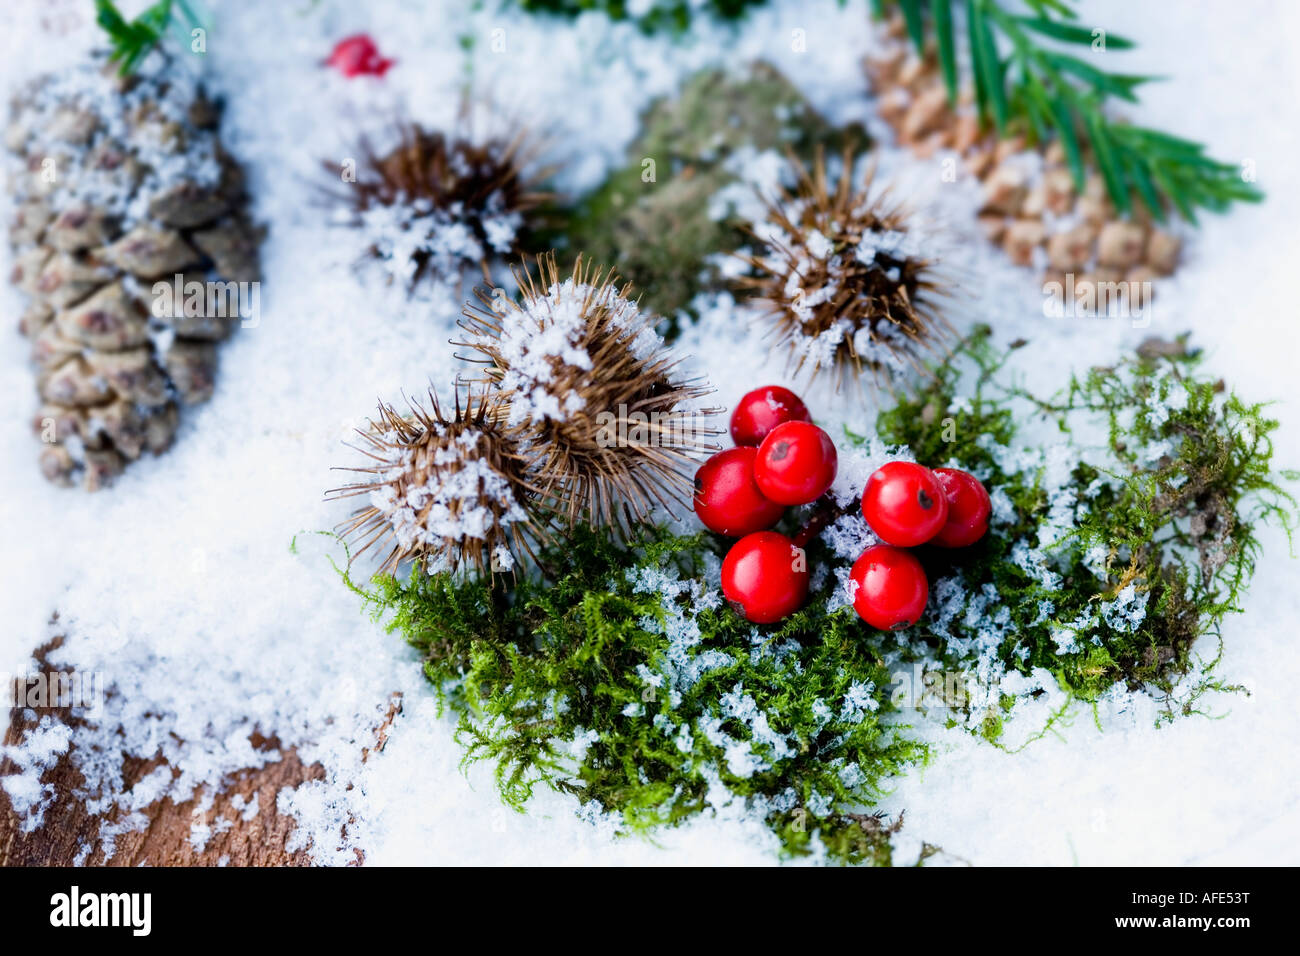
344;330;1294;862
873;328;1297;726
555;63;868;335
351;527;924;864
512;0;776;34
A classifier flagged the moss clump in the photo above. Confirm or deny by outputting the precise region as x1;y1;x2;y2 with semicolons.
558;63;868;335
872;329;1296;728
354;528;924;865
346;331;1293;861
513;0;773;34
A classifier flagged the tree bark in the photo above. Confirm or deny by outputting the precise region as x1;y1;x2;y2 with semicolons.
1;637;400;867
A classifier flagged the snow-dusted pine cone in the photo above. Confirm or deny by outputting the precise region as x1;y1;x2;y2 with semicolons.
6;55;262;490
329;124;546;292
736;148;951;390
459;252;721;531
329;387;541;577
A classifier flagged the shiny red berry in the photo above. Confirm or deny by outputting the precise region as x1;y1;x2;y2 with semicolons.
753;421;838;505
930;467;992;548
861;461;949;547
729;385;812;446
694;447;786;537
721;531;809;624
850;545;928;631
327;34;395;77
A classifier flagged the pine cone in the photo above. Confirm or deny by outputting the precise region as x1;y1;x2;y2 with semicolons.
6;57;263;489
864;24;1183;290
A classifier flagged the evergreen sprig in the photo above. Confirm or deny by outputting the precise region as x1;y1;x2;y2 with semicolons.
874;0;1262;222
95;0;201;75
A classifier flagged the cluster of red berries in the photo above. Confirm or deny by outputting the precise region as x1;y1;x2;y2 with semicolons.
694;386;834;624
693;386;992;631
853;461;990;630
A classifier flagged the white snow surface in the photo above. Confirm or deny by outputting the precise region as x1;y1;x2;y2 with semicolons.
0;0;1298;865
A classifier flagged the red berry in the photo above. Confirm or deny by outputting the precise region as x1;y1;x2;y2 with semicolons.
861;461;949;547
721;531;809;624
930;467;992;548
327;34;395;77
729;385;812;446
753;421;838;505
850;545;929;630
694;447;786;536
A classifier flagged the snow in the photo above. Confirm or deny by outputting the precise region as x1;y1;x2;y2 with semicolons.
1;0;1298;866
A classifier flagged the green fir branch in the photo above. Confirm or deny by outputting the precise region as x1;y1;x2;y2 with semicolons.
875;0;1262;221
95;0;201;75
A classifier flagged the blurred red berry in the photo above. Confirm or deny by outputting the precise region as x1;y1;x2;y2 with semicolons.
693;447;786;537
327;34;395;78
729;385;811;446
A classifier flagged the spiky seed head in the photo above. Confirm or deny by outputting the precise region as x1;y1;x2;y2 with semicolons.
736;147;952;390
328;387;542;578
458;252;721;531
332;124;547;288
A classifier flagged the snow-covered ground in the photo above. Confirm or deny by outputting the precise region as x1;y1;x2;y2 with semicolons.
1;0;1297;865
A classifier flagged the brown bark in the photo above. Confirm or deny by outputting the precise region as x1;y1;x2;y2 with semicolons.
0;638;402;867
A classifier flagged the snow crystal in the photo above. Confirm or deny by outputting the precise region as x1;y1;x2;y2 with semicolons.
805;229;834;260
838;762;867;789
810;699;834;731
229;792;260;823
805;789;833;818
822;512;878;561
855;226;921;264
1051;608;1099;655
1083;544;1109;579
839;680;880;723
721;683;795;761
826;564;859;614
1100;583;1148;634
569;727;600;761
491;276;663;427
988;486;1018;526
0;715;71;828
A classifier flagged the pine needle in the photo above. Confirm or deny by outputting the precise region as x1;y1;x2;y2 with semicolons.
874;0;1263;220
95;0;202;75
